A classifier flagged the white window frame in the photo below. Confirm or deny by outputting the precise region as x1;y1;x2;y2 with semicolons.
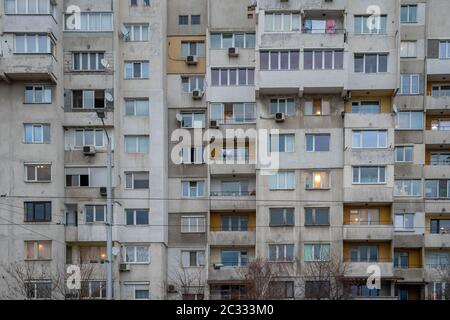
24;240;52;260
124;24;149;42
124;246;150;264
439;41;450;59
181;41;205;57
354;15;387;34
350;101;380;113
74;128;105;148
182;181;205;198
425;180;450;199
269;98;295;115
352;166;386;184
72;52;105;71
269;171;295;190
14;33;55;54
304;244;330;262
24;85;52;104
180;146;204;164
125;209;149;226
431;84;450;97
125;172;149;189
268;244;294;262
352;130;387;149
125;98;149;116
260;51;300;71
270;134;295;153
394;213;415;231
211;68;255;86
181;250;206;267
64;12;113;32
124;61;149;79
210;33;256;49
25;163;51;182
400;41;417;58
400;74;420;95
354;53;388;73
125;283;150;300
401;5;418;23
124;135;149;153
264;12;301;32
210;103;256;124
85;205;106;223
395;146;414;163
304;171;330;189
5;0;53;15
180;112;206;129
304;49;344;70
181;216;206;233
65;167;107;188
305;134;331;152
24;124;50;144
394;179;422;197
181;76;205;93
80;281;107;299
396;111;424;130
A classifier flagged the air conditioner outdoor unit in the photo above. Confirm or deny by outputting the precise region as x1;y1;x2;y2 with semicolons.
228;47;239;57
210;120;219;128
275;112;285;122
100;187;107;197
192;89;204;100
119;263;130;272
186;55;198;65
167;285;177;293
83;146;96;156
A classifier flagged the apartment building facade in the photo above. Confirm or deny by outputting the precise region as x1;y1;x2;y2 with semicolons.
0;0;449;300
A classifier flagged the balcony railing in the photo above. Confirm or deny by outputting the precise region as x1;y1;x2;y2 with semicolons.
301;28;346;34
430;124;450;131
210;191;256;197
212;118;256;125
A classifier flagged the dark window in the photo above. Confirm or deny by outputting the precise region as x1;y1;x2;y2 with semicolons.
25;202;51;222
305;281;330;299
94;91;105;109
305;208;330;226
269;208;294;226
191;15;201;25
72;90;83;109
179;15;189;25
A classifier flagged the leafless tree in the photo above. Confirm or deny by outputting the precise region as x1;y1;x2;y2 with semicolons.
427;265;450;300
300;254;351;300
167;258;206;300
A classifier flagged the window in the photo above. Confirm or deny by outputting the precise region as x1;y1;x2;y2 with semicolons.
269;208;294;226
270;134;295;153
25;281;52;300
72;90;106;109
64;12;113;32
181;251;205;267
352;167;386;184
5;0;53;14
303;19;337;34
211;68;254;86
25;163;51;182
85;205;105;223
181;76;205;93
221;215;248;231
271;281;294;299
431;119;450;131
439;41;450;59
25;202;51;222
349;209;380;225
210;103;256;124
269;172;295;190
181;216;206;233
80;247;107;263
264;12;300;32
124;61;149;79
210;33;256;49
24;85;51;104
80;281;107;299
179;15;188;25
220;147;249;162
72;52;105;71
24;124;50;144
354;15;387;34
125;99;149;116
351;101;380;113
431;84;450;97
180;112;205;128
180;146;204;164
427;253;450;268
126;209;149;226
304;172;330;189
221;250;248;267
130;0;137;6
124;24;149;42
304;50;344;70
181;41;205;57
401;41;417;58
269;98;295;116
350;245;378;262
431;219;450;234
394;213;415;231
305;208;330;226
400;74;420;95
217;181;249;197
126;284;150;300
395;146;414;163
125;136;149;153
306;134;330;152
351;283;381;297
425;180;450;199
352;130;387;148
268;244;294;262
396;112;423;129
191;15;200;25
304;281;330;299
125;246;149;263
182;181;205;197
304;99;330;116
354;53;388;73
394;180;422;197
65;167;107;187
260;51;300;70
430;153;450;165
14;34;55;54
304;244;330;261
25;240;51;260
401;5;417;23
125;172;149;189
74;129;105;148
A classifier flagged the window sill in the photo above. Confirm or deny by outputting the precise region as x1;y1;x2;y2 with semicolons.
269;225;295;228
23;103;53;105
24;259;52;262
125;262;150;265
305;188;330;191
305;224;330;227
25;181;52;183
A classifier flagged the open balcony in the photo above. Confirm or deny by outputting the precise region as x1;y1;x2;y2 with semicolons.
0;54;57;83
209;230;256;247
344;261;394;278
344;186;393;203
426;95;450;112
343;225;393;241
344;113;394;129
427;59;450;78
425;233;450;248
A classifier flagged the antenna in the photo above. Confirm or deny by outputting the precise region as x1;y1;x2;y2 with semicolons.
175;113;183;122
393;104;398;114
105;92;114;102
100;58;110;69
120;25;130;38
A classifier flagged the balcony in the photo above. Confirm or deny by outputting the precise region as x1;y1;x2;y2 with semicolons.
0;54;57;83
65;225;107;242
344;186;393;203
208;266;246;282
343;225;393;241
347;72;397;92
64;111;114;127
426;95;450;112
394;268;424;282
427;59;450;78
424;164;450;179
344;113;394;129
425;233;450;248
344;261;394;278
345;149;394;166
425;130;450;145
209;191;256;211
209;230;256;247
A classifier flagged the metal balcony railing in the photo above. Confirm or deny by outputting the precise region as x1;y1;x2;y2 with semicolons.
301;28;346;34
210;191;256;197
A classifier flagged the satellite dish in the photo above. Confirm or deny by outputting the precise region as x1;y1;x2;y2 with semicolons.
120;25;130;37
105;92;114;102
100;59;110;69
175;113;183;122
112;247;120;256
393;104;398;113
